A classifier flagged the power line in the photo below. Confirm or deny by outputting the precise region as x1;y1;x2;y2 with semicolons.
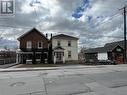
87;12;122;31
80;33;123;39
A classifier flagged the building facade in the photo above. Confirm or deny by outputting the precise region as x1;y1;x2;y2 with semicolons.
84;40;126;64
52;34;79;64
16;28;50;64
17;28;79;64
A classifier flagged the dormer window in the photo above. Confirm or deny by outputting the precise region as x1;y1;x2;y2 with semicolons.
27;41;32;49
38;41;43;48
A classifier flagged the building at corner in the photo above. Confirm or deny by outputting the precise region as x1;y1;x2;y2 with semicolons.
16;28;51;64
52;34;79;64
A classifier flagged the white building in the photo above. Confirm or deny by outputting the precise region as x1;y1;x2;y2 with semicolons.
52;34;79;64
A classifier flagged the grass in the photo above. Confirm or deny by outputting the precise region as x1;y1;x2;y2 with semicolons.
17;63;58;68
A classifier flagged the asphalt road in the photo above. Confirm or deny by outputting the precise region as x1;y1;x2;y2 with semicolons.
0;65;127;95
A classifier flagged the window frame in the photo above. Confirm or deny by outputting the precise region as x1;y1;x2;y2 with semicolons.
38;41;43;49
57;40;61;46
68;51;71;58
68;40;71;47
26;41;32;49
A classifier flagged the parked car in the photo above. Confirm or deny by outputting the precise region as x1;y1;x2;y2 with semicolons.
98;60;115;65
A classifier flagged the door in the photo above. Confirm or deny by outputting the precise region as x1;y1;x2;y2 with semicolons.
56;52;63;62
115;53;124;64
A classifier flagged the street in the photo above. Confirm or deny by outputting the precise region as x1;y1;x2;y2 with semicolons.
0;65;127;95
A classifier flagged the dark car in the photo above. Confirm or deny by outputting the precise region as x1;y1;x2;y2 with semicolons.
98;60;115;65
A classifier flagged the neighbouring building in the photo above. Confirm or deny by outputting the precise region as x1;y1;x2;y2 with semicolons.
0;50;16;64
84;40;126;64
52;34;79;64
16;28;51;64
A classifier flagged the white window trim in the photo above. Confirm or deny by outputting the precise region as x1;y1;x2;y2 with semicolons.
27;41;32;49
38;41;43;49
68;51;71;58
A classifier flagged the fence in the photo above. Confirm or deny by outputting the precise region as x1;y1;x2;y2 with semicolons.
0;58;16;65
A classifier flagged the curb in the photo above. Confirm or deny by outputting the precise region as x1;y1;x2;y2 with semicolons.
0;64;125;72
0;67;60;72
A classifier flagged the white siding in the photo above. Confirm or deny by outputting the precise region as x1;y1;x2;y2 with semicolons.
98;53;108;60
52;39;78;61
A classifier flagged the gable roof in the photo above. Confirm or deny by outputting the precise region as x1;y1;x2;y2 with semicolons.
52;34;79;40
104;40;127;49
17;28;48;41
85;40;126;53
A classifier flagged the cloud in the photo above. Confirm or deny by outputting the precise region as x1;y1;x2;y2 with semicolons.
0;0;127;49
0;38;17;49
72;0;89;18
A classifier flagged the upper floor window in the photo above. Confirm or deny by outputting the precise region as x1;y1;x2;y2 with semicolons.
38;41;43;49
57;41;61;46
68;41;71;47
27;41;32;49
68;51;71;58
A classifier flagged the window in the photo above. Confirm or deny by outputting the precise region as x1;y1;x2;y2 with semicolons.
27;41;32;49
57;41;61;46
68;41;71;46
38;41;43;48
68;51;71;58
116;48;121;52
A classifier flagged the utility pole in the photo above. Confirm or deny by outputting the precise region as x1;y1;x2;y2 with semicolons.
119;6;127;64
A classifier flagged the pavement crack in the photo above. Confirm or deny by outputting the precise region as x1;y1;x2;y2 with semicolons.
43;77;48;95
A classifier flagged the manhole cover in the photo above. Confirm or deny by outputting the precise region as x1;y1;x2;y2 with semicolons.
10;82;26;87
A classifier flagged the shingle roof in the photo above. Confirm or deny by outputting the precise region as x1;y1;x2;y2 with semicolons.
52;34;79;40
85;47;108;53
17;28;48;41
104;40;127;49
85;40;126;53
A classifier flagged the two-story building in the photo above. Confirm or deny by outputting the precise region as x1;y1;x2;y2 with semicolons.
16;28;50;64
52;34;79;64
17;28;79;64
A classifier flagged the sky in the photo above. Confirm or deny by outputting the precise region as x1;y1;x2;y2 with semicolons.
0;0;127;50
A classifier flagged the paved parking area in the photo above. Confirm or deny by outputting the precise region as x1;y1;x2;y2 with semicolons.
0;65;127;95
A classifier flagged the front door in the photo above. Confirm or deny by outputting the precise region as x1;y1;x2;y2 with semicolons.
56;52;63;62
115;53;124;64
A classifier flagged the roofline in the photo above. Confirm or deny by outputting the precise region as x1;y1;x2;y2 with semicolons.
17;28;49;41
52;34;79;40
111;45;124;52
104;40;125;47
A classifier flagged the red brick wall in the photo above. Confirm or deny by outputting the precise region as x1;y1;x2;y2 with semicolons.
19;31;48;49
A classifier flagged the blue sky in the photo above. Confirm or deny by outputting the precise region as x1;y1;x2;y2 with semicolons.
0;0;127;49
72;0;89;19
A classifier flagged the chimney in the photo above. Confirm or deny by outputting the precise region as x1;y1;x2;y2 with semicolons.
46;33;48;38
51;33;52;39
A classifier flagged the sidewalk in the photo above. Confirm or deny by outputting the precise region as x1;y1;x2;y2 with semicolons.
0;64;127;72
0;65;100;72
0;63;19;69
